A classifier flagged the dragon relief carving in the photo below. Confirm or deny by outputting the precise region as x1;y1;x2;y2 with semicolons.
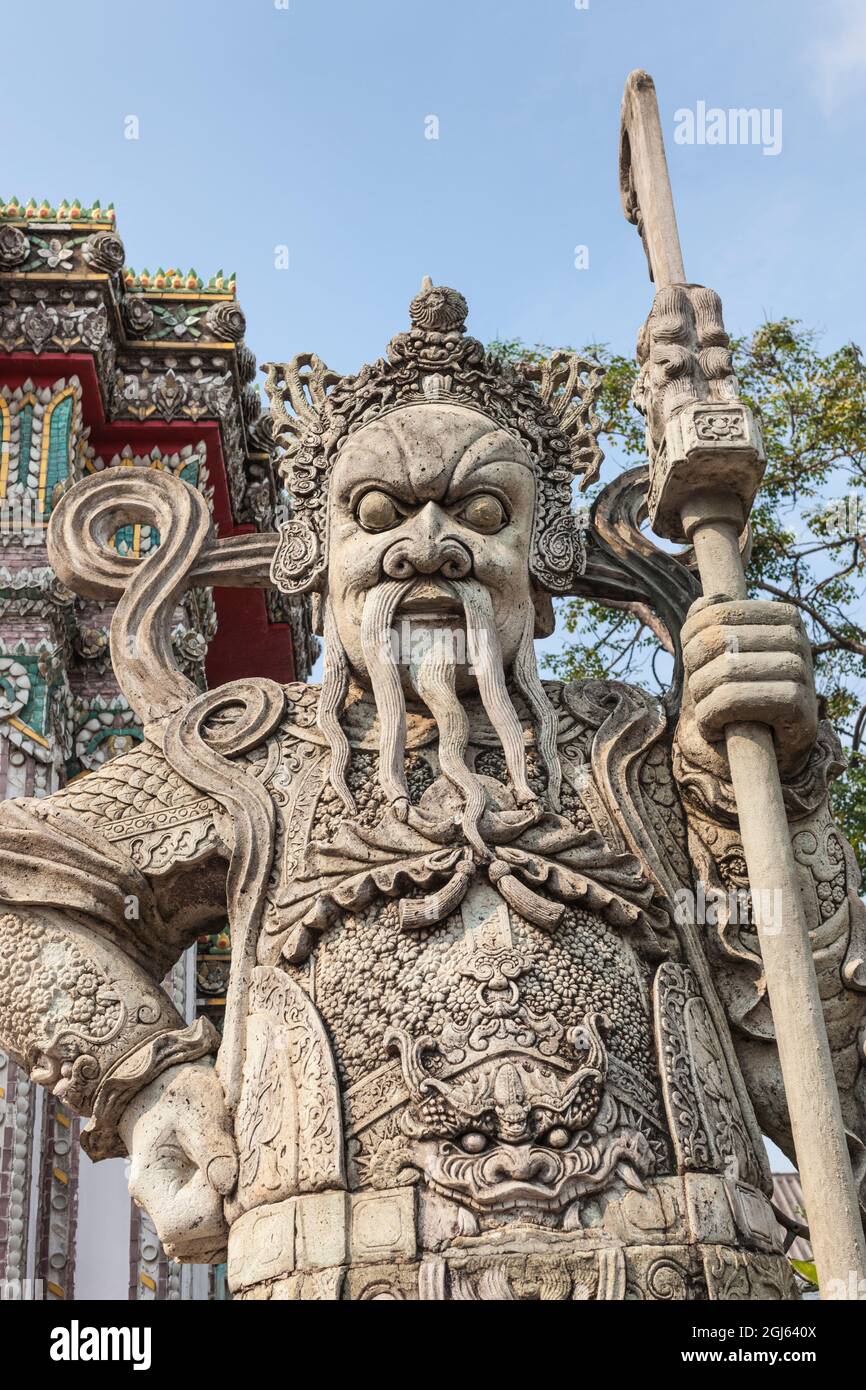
384;945;654;1221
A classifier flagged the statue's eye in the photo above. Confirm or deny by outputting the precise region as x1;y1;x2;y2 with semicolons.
545;1128;570;1149
357;490;401;531
459;1132;488;1154
456;494;507;533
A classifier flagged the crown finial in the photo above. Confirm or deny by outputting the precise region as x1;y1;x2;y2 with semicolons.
408;282;468;334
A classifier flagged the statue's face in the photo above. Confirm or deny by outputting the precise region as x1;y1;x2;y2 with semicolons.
326;402;536;685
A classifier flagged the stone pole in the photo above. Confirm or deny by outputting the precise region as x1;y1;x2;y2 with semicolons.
620;67;866;1299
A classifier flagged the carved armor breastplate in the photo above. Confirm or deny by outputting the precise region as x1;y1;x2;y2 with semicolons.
222;683;794;1301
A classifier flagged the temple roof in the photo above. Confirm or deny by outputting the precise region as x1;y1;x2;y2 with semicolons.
0;198;237;296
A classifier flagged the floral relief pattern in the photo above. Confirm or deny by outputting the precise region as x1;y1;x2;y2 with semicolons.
0;909;122;1075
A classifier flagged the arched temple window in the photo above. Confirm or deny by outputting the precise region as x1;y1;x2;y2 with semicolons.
0;397;10;498
38;387;75;517
15;400;35;495
95;451;204;558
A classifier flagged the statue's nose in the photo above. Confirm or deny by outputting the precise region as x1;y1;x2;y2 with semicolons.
486;1146;546;1182
381;503;472;580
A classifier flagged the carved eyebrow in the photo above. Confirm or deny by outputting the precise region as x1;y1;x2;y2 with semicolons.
448;430;535;495
336;453;419;507
335;422;533;507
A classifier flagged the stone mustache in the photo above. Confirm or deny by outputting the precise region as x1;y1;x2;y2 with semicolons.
0;282;864;1301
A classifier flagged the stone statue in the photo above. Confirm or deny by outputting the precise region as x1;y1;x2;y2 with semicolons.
0;279;864;1301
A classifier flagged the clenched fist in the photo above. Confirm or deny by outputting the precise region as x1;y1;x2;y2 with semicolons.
119;1061;237;1264
680;595;818;775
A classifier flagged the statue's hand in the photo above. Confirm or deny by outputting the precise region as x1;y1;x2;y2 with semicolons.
681;595;818;774
633;284;738;461
119;1061;237;1264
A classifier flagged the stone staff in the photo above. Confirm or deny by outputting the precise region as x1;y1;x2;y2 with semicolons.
620;67;866;1298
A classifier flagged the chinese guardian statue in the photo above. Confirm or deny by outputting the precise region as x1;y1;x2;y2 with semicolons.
0;279;864;1300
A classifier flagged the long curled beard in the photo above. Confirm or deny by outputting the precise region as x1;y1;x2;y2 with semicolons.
318;579;562;852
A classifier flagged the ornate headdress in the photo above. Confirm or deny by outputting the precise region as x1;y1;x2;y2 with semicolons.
263;280;605;599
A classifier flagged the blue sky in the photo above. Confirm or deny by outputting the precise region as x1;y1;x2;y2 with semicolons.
5;0;865;393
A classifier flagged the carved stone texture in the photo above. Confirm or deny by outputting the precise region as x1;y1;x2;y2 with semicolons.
0;226;30;269
0;205;286;543
0;281;860;1300
203;302;246;343
81;232;126;275
121;296;154;337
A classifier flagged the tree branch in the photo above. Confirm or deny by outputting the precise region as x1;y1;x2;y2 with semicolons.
597;599;675;655
756;581;866;658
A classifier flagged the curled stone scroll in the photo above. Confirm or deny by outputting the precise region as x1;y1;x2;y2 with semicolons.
47;467;279;726
47;469;287;1108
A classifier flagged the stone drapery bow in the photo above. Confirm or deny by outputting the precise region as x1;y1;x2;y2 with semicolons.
267;781;673;965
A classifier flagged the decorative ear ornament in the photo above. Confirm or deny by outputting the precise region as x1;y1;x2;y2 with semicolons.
519;349;605;487
269;516;321;595
262;281;607;599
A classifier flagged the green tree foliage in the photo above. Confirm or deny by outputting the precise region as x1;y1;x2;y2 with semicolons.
490;324;866;865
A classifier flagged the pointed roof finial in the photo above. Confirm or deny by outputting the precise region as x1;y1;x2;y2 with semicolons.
409;282;468;333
